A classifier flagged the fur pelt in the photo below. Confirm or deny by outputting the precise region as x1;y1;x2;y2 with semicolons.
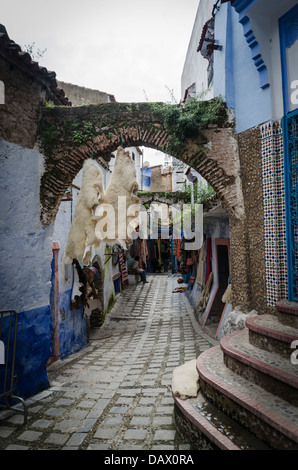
95;146;140;248
64;159;104;264
222;284;232;304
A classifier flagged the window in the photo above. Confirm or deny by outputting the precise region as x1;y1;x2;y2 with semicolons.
279;4;298;115
280;5;298;301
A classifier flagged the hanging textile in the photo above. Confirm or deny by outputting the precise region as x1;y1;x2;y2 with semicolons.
196;240;206;287
119;252;128;286
197;272;213;313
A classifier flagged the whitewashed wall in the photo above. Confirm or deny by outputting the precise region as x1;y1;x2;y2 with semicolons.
0;141;53;312
181;0;214;102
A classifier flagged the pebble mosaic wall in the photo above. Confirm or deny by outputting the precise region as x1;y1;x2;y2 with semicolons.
260;120;288;306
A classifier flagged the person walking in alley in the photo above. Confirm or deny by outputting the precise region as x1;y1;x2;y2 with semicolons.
130;256;148;283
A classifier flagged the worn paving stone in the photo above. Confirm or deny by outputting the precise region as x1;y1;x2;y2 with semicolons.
0;426;16;438
44;432;69;445
17;430;43;442
0;275;217;451
65;432;87;447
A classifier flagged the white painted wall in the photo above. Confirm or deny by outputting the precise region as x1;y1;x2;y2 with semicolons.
0;141;53;312
249;0;297;120
53;169;82;291
181;0;214;102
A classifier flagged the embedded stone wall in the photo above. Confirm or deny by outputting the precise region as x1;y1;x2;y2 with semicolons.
0;59;46;148
233;126;274;314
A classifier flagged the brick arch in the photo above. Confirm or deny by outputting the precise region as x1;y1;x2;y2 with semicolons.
39;101;244;225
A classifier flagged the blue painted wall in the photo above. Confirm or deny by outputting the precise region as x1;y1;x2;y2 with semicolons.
0;142;54;401
58;289;86;359
140;167;152;188
214;2;271;133
0;305;52;401
49;253;87;361
0;141;87;403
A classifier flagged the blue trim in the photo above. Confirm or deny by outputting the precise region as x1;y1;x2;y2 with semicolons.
279;4;298;116
232;0;258;13
282;109;298;301
232;0;269;88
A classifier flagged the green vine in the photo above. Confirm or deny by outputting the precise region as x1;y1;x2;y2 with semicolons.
149;96;224;153
71;121;95;144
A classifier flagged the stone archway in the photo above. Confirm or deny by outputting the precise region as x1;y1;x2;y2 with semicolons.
39;102;243;225
38;100;250;310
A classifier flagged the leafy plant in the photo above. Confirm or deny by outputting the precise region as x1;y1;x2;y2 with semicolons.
72;121;95;144
45;101;55;108
182;181;214;204
149;95;223;154
171;181;215;227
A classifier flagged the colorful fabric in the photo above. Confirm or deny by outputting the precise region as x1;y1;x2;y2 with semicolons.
119;252;128;286
84;266;99;280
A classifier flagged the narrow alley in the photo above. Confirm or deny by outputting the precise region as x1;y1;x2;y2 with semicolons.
0;274;217;451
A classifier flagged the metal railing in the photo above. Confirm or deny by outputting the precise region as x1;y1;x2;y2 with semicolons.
0;310;28;424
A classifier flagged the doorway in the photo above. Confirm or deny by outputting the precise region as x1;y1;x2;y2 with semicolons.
204;239;230;337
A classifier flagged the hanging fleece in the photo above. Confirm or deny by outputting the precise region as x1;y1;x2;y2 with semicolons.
95;146;140;249
64;159;104;265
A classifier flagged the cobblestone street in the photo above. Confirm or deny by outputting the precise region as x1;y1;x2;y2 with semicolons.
0;274;217;451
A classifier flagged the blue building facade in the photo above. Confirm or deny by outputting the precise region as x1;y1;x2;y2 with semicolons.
182;0;298;309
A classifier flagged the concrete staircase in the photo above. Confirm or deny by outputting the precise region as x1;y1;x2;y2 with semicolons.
173;301;298;450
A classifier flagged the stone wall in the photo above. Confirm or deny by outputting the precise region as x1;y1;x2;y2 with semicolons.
232;126;274;314
150;165;172;192
39;102;244;226
0;59;46;148
58;81;115;106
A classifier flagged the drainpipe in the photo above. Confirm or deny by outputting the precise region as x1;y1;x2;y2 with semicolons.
47;241;60;365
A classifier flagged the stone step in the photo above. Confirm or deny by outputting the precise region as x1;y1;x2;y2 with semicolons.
276;300;298;328
221;328;298;406
174;392;270;450
196;345;298;449
246;314;298;359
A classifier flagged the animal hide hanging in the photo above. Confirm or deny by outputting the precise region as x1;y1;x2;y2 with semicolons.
70;260;101;310
95;146;140;249
64;159;104;265
222;284;232;304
